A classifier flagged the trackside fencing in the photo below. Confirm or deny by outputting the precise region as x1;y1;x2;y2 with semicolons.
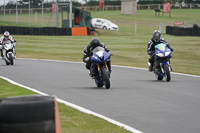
0;26;94;36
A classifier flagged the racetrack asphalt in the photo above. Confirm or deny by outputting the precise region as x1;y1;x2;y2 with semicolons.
0;58;200;133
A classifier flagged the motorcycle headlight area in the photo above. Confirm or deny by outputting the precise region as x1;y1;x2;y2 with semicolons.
165;52;171;56
156;53;164;57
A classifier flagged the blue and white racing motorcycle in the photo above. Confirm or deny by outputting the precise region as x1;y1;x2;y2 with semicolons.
90;46;111;89
149;43;172;82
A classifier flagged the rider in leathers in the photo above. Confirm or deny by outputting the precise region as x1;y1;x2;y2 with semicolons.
147;30;173;71
83;38;112;82
0;31;16;59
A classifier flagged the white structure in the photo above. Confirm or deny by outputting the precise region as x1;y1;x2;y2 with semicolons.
121;0;137;15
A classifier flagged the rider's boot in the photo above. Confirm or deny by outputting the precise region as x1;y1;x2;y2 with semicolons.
88;70;94;79
149;65;153;72
148;62;153;72
1;50;4;60
13;49;16;59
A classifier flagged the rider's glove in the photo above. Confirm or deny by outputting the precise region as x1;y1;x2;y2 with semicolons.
108;51;113;56
150;51;154;55
85;57;90;62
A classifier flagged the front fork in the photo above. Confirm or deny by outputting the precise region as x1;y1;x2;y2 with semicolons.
97;61;109;75
160;62;171;73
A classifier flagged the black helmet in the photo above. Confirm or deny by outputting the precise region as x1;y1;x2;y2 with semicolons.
90;38;100;48
153;30;161;42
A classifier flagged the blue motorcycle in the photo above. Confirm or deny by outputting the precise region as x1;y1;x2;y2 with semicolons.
150;43;172;82
90;46;111;89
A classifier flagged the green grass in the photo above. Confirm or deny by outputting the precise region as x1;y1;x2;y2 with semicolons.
0;9;200;133
0;78;131;133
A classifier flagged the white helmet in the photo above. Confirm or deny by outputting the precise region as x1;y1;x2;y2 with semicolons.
4;31;10;39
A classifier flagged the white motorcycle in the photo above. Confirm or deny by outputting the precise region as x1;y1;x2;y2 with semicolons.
2;40;16;65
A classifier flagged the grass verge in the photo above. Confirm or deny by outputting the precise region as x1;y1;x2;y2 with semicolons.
0;78;131;133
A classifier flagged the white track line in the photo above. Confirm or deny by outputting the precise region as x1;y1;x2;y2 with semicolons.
0;75;143;133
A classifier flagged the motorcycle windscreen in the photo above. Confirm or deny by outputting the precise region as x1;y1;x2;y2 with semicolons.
155;43;166;52
91;47;110;62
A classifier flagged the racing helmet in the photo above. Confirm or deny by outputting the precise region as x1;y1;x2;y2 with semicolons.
90;38;100;48
153;30;161;42
4;31;10;39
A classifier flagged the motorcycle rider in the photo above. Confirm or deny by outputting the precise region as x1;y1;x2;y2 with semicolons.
83;38;112;78
0;31;16;59
147;30;173;71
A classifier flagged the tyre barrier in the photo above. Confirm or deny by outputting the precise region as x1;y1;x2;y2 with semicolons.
0;95;61;133
0;26;93;36
166;26;200;36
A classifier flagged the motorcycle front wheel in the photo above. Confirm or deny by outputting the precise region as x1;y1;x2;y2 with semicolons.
102;68;110;89
163;64;171;82
8;53;14;65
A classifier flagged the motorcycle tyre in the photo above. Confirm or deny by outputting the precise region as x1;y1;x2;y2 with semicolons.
102;68;110;89
163;64;171;82
8;53;14;65
0;120;55;133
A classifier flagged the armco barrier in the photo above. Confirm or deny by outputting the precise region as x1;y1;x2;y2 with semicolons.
0;26;93;36
0;95;61;133
166;26;200;36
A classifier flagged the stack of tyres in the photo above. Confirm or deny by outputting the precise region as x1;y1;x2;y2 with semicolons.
0;95;56;133
16;27;21;35
185;28;192;36
166;26;171;35
43;27;50;35
29;27;34;35
0;26;2;34
66;28;71;36
38;28;43;35
61;28;67;35
1;26;10;34
50;27;57;35
56;28;62;35
10;26;17;35
24;27;30;35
